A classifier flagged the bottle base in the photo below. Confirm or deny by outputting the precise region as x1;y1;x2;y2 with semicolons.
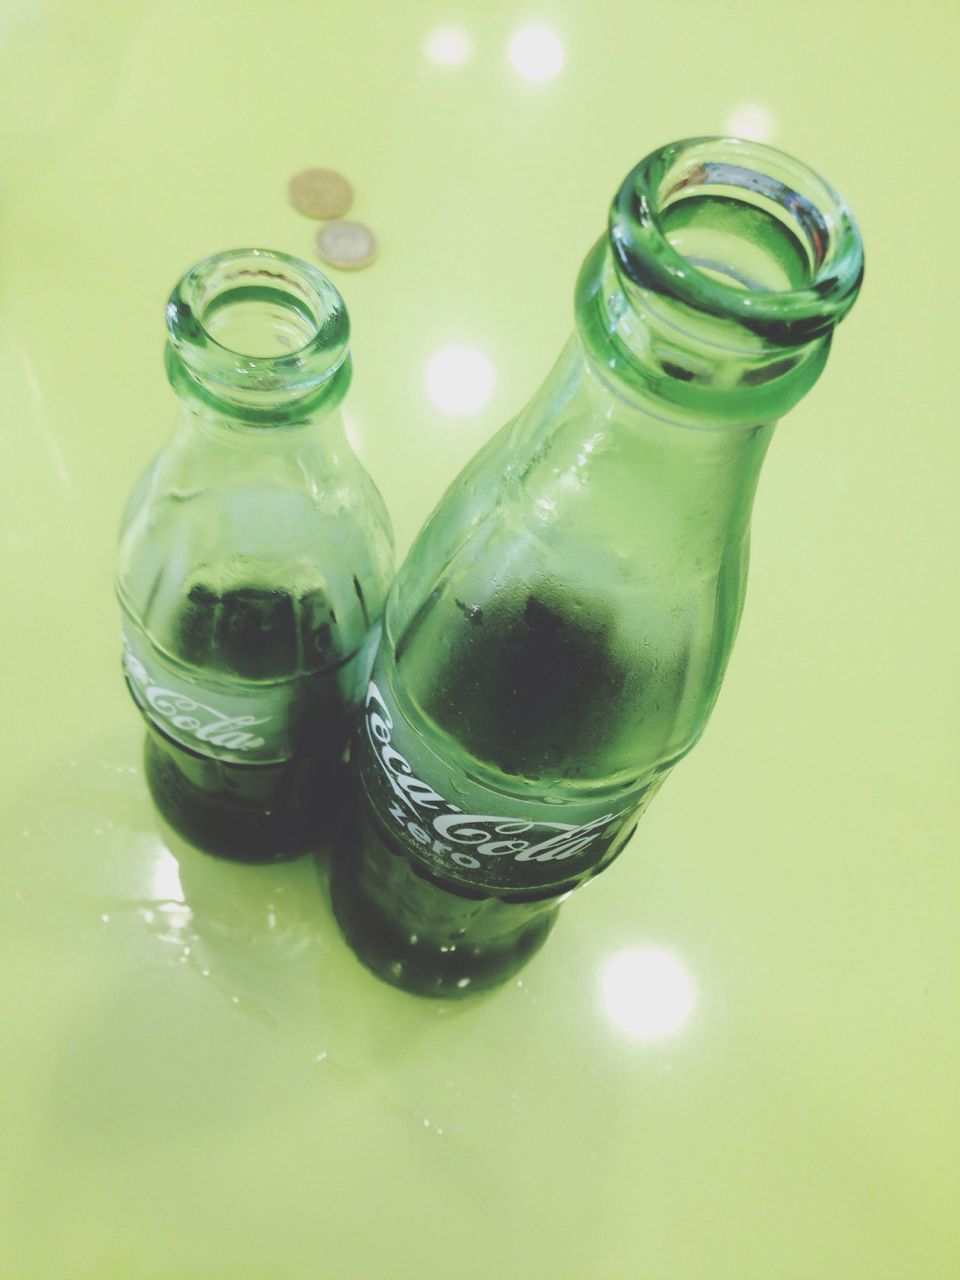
144;729;347;863
330;807;560;998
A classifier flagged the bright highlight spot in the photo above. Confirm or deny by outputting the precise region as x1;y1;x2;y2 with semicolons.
725;103;776;143
343;412;364;458
508;25;565;82
425;26;473;67
151;845;184;904
602;947;696;1041
425;346;495;415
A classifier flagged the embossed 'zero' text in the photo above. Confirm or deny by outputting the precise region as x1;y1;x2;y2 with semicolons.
363;681;629;872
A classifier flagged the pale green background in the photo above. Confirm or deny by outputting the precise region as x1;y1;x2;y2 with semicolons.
1;2;958;1277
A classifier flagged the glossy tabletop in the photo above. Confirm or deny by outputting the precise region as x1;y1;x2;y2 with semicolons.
1;2;958;1277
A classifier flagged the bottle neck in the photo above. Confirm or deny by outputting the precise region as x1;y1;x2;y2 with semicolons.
515;335;774;570
171;390;353;461
166;343;352;431
574;136;863;431
164;247;352;429
575;236;830;430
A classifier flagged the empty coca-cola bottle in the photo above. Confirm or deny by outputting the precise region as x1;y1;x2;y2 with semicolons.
117;249;394;860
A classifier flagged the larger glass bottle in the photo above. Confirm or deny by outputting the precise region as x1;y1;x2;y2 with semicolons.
117;249;394;860
331;137;864;993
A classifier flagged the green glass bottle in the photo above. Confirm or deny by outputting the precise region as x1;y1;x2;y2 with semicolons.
331;137;864;994
117;249;394;860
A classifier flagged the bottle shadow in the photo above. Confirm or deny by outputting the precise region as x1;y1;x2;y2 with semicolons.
5;723;565;1207
139;723;552;1003
155;796;513;1022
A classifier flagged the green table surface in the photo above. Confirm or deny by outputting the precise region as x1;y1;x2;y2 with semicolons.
2;2;958;1277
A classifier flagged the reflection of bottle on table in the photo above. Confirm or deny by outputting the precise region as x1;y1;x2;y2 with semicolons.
117;248;393;860
333;136;865;995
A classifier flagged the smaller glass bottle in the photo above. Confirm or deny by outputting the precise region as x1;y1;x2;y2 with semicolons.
117;248;394;860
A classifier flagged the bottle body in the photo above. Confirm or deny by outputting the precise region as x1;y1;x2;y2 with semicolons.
333;337;764;991
117;249;394;859
333;138;863;992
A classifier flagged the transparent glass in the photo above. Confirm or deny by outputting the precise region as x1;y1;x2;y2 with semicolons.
331;137;864;994
117;248;394;860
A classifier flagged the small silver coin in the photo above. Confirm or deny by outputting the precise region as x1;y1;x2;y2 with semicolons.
314;220;378;270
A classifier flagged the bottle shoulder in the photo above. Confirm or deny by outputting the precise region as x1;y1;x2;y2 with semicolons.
117;426;394;682
367;660;660;807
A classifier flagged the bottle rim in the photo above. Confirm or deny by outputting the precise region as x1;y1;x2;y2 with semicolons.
165;248;351;422
609;137;864;347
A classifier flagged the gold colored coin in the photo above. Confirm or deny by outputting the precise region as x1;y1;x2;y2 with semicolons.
314;220;378;270
287;168;353;219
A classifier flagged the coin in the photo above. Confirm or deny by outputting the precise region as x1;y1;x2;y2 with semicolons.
287;168;353;219
314;220;378;270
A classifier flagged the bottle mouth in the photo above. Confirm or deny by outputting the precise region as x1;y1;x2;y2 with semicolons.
609;137;864;347
165;248;351;421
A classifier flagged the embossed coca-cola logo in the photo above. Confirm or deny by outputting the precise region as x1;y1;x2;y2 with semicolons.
124;648;270;752
364;682;627;871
